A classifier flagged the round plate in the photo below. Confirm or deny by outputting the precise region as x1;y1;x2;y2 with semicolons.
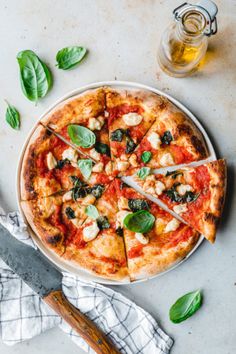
16;81;216;285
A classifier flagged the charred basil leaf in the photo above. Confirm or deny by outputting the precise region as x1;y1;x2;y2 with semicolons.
161;131;173;145
97;216;110;230
65;207;75;219
136;167;151;180
141;151;152;164
70;175;86;187
116;227;123;237
85;205;99;220
124;210;155;233
125;138;136;153
56;46;87;70
128;199;150;212
56;159;70;169
169;290;202;324
185;191;200;203
90;184;105;198
68;125;96;148
95;142;111;156
110;129;125;142
166;170;183;179
165;184;199;203
72;186;89;201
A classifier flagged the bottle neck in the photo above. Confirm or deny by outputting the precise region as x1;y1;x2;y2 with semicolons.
175;10;206;43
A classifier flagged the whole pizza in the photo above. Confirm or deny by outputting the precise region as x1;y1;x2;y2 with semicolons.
20;86;227;281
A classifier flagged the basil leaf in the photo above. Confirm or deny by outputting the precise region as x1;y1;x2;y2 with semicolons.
169;290;202;324
97;216;110;230
56;159;70;169
68;125;96;148
95;142;111;156
185;191;200;203
166;170;183;179
90;184;105;198
65;207;76;219
141;151;152;164
125;138;136;153
5;102;20;130
17;50;52;102
136;167;151;180
128;199;150;212
124;210;155;233
85;205;99;220
56;46;87;70
161;130;173;145
165;184;199;203
110;129;125;142
77;159;93;180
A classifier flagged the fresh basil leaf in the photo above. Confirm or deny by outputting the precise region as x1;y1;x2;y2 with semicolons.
136;167;151;180
124;210;155;233
90;184;105;198
161;131;173;145
116;227;124;237
85;205;99;220
65;207;75;219
128;199;150;212
95;142;111;156
17;50;52;102
110;129;125;142
56;46;87;70
166;170;183;179
169;290;202;324
77;159;93;180
125;138;136;153
97;216;110;230
141;151;152;164
5;102;20;130
68;125;96;148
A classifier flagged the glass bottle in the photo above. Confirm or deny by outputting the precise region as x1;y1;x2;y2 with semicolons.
158;0;218;77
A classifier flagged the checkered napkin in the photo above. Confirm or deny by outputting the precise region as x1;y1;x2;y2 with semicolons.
0;207;173;354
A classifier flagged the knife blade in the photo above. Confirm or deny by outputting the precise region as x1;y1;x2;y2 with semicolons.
0;223;120;354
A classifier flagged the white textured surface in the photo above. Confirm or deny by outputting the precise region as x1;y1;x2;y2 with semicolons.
0;1;235;353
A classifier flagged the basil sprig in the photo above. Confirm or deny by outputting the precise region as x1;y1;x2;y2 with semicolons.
124;210;155;233
77;159;93;180
17;50;52;102
56;46;87;70
5;102;20;130
169;290;202;324
85;205;99;220
68;125;96;148
141;151;152;164
136;167;151;180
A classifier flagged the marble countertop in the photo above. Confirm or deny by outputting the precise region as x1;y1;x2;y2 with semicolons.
0;1;235;353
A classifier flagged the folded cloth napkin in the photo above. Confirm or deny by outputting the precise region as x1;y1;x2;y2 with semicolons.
0;207;173;354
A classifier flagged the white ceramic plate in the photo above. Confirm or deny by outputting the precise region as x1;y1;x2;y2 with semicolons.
17;81;216;285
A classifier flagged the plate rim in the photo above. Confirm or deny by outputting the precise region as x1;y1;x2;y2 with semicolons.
16;80;216;285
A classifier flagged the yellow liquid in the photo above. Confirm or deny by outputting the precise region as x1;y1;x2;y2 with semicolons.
169;39;202;66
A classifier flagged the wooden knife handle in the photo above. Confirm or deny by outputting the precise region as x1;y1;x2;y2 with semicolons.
44;290;120;354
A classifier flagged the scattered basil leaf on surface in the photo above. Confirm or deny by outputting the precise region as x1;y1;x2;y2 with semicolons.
65;207;76;219
85;205;99;220
90;184;105;198
97;216;110;230
17;50;52;102
56;46;87;70
141;151;152;164
124;210;155;233
128;199;150;212
95;142;111;156
77;159;93;180
68;125;96;148
5;102;20;130
161;130;173;145
169;290;202;324
137;167;151;180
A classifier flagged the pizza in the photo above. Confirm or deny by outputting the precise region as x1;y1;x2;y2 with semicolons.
127;98;208;174
135;159;226;243
114;179;200;280
20;86;227;282
20;125;113;200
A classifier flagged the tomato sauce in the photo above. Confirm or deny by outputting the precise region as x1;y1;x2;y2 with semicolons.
128;245;144;259
169;145;193;164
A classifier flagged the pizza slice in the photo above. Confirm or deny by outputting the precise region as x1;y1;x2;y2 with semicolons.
21;125;113;200
114;179;200;281
126;98;208;174
40;87;113;176
134;159;226;243
106;88;164;173
63;179;129;281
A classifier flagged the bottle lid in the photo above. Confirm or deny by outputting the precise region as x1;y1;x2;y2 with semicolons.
173;0;218;36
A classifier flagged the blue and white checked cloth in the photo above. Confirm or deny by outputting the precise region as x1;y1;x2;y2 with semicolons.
0;207;173;354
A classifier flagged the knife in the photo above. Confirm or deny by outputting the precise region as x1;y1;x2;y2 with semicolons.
0;223;120;354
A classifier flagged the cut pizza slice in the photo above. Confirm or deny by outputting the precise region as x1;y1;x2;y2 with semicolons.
114;179;200;281
106;88;164;173
40;87;113;176
20;125;113;200
135;159;226;243
126;98;208;174
63;179;129;281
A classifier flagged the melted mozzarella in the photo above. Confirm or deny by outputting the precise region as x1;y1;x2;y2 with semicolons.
123;113;143;126
135;233;149;245
116;210;132;227
155;181;166;195
62;147;78;163
62;191;73;202
164;218;180;233
88;117;103;131
159;153;174;166
147;132;161;149
176;184;193;196
90;148;101;161
92;162;104;172
46;152;57;170
173;204;188;214
83;221;100;242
